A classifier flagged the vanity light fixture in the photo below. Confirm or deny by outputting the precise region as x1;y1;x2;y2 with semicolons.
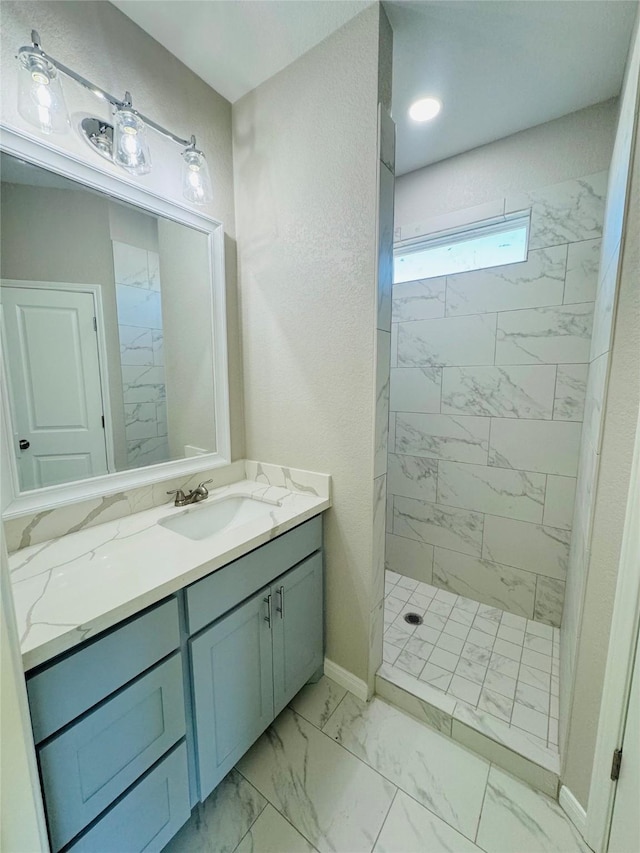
409;96;442;122
16;30;213;203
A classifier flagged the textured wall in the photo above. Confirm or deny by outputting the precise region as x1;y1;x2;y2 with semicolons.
234;5;388;684
561;14;640;807
0;0;245;461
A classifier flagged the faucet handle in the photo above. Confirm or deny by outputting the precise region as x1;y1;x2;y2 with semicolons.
193;479;213;497
167;488;187;506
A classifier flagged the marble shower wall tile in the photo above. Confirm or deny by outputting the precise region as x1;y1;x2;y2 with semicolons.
482;516;570;580
395;413;489;464
542;475;576;531
118;325;154;366
433;547;537;618
589;253;618;361
553;364;588;421
488;418;582;476
372;474;387;606
390;367;441;413
495;303;594;365
437;462;545;524
387;453;437;502
121;364;166;404
441;365;556;419
392;277;446;321
112;241;151;288
374;330;391;478
123;402;158;440
394;496;484;557
564;238;601;304
534;577;565;627
398;313;496;367
116;283;163;329
446;246;567;316
505;171;607;250
377;161;394;333
126;436;170;467
385;532;434;583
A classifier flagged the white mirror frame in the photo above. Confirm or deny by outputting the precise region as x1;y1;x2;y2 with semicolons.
0;125;231;519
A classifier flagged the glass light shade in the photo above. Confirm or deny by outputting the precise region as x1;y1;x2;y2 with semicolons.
182;148;213;205
113;108;151;175
17;49;69;135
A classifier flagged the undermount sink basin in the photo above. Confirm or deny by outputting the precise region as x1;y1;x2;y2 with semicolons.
159;495;281;541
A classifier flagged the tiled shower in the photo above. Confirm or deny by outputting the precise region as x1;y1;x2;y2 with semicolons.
382;170;607;751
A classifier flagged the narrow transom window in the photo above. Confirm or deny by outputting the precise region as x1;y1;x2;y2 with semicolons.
393;212;530;283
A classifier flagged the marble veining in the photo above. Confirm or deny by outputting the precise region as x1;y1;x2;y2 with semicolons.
495;303;594;366
553;364;588;421
441;365;556;420
164;769;266;853
476;766;588;851
323;693;490;841
9;471;330;669
392;277;446;322
237;708;396;853
395;413;489;464
393;497;484;557
446;246;567;317
507;171;607;251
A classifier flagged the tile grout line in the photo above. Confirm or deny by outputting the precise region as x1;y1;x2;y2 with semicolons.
370;787;399;853
228;794;269;853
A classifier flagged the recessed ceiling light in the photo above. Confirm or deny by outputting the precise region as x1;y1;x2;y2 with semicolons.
409;97;442;122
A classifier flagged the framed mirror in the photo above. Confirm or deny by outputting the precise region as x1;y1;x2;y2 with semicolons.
0;126;230;518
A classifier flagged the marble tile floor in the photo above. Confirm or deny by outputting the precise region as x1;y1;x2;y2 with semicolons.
166;676;587;853
383;571;560;751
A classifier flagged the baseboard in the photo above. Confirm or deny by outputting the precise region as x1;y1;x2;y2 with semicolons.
323;657;368;702
559;785;587;837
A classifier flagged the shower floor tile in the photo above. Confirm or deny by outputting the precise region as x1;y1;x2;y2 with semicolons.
382;571;560;752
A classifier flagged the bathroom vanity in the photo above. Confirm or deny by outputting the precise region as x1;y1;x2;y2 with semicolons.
9;475;329;853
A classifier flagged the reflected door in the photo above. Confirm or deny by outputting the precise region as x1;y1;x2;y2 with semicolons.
1;284;108;490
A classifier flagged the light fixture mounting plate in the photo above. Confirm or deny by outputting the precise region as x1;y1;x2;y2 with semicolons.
80;117;114;162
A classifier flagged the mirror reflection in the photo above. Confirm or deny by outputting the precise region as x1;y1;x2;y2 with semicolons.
0;152;216;492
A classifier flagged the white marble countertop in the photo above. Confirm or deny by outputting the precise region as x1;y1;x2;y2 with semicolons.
9;477;330;671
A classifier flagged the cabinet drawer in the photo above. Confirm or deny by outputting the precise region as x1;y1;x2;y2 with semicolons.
28;598;180;743
40;653;186;852
186;515;322;635
68;743;190;853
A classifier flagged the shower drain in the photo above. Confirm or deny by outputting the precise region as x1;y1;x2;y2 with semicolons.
403;612;424;626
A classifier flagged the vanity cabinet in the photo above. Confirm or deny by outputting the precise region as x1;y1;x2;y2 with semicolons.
25;515;324;853
191;550;323;799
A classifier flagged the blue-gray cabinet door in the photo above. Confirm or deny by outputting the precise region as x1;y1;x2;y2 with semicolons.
190;589;274;800
272;552;324;716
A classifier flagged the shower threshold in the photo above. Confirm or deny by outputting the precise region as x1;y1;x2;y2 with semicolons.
376;570;560;795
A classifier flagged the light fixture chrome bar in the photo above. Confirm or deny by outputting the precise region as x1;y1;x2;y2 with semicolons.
26;30;193;149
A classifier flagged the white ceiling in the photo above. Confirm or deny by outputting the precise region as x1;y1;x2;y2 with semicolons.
111;0;373;103
387;0;637;174
112;0;638;176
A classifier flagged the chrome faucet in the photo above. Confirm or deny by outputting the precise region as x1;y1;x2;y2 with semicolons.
167;479;213;507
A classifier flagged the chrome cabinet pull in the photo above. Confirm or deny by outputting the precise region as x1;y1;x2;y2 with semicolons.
264;594;272;627
276;586;285;619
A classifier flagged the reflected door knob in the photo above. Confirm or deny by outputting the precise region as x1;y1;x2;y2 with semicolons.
19;439;30;450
